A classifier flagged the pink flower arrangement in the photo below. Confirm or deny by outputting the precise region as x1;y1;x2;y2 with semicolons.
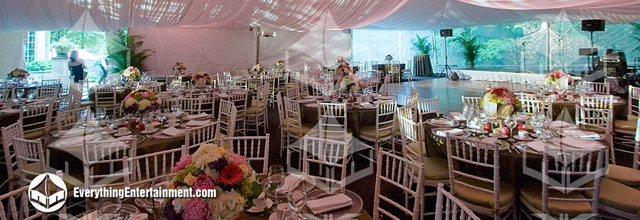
182;198;211;220
174;155;192;172
544;70;573;86
193;174;216;190
230;154;246;166
173;62;186;71
478;87;523;118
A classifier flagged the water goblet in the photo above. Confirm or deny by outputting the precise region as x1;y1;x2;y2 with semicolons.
267;165;285;206
286;188;306;219
14;88;24;103
97;197;122;220
26;89;36;102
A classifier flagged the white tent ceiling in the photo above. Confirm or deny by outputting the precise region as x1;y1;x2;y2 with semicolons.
0;0;639;32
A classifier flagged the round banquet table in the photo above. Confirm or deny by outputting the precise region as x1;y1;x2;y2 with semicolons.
551;98;627;120
47;127;185;180
299;102;379;137
423;122;611;185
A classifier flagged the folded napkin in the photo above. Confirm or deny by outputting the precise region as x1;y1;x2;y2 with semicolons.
562;130;600;139
450;112;465;121
117;135;134;141
186;120;210;127
299;99;316;104
186;113;208;120
276;174;304;194
526;141;552;153
360;103;374;109
436;128;464;137
481;137;498;145
555;137;605;150
306;194;354;215
369;93;378;97
549;121;574;129
378;96;393;100
218;93;229;98
162;127;184;137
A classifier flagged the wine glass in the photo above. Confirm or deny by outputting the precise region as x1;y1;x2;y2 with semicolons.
14;88;24;103
504;114;517;142
267;165;285;205
143;114;154;132
97;197;122;220
287;188;307;219
97;107;107;123
26;89;36;102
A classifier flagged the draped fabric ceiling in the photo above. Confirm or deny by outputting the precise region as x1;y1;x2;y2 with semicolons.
1;0;640;32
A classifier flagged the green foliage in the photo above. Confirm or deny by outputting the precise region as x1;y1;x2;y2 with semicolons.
50;30;106;55
50;38;76;56
478;39;518;65
632;22;640;52
107;28;155;73
25;61;52;72
411;34;432;55
453;28;484;69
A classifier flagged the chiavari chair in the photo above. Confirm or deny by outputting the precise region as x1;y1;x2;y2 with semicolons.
37;86;59;99
373;150;424;220
575;105;615;163
446;135;516;219
220;135;270;175
359;100;397;156
56;106;90;131
584;81;610;95
82;137;137;190
2;121;23;190
415;97;439;123
283;97;316;168
519;146;604;219
226;90;249;135
20;99;53;142
246;85;269;134
462;96;481;108
171;97;203;115
435;183;481;220
301;136;350;193
184;120;220;153
604;105;640;195
13;137;82;188
93;84;120;117
217;100;237;138
613;86;639;157
123;147;184;188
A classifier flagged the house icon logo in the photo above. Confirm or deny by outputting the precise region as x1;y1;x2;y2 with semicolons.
28;173;67;213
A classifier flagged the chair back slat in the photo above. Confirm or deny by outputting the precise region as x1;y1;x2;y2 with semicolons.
575;105;612;133
580;95;613;110
302;136;349;193
217;100;237;137
435;183;481;220
185;120;220;152
220;135;270;175
124;147;184;187
2;121;24;179
373;150;424;220
83;138;137;189
584;81;610;95
318;103;348;140
461;96;481;108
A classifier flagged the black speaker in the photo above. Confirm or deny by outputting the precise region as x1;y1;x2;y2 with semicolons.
582;19;605;32
440;29;452;37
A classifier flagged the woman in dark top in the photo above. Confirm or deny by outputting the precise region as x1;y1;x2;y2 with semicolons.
68;50;86;83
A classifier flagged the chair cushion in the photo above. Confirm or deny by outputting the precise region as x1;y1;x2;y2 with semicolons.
519;182;592;217
24;129;46;139
585;178;640;216
605;164;640;187
246;106;266;114
317;129;353;141
614;119;637;131
251;100;266;108
359;125;393;139
579;125;607;134
453;176;515;209
405;153;449;181
287;123;317;136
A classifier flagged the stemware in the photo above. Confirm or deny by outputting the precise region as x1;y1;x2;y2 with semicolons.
267;165;285;206
14;88;24;103
504;114;517;142
26;89;36;102
287;188;306;219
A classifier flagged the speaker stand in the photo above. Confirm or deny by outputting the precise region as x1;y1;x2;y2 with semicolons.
437;36;452;79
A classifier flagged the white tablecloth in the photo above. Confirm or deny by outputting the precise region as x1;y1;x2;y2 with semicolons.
460;70;545;84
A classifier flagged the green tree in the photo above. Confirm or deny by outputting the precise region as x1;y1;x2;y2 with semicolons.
107;28;155;73
453;28;484;69
50;30;106;55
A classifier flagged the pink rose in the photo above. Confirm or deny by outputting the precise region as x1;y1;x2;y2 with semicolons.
231;154;246;166
182;198;210;220
141;92;150;98
193;174;215;190
173;155;192;172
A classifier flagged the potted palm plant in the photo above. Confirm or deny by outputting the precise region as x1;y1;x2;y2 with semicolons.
453;28;484;69
411;34;434;76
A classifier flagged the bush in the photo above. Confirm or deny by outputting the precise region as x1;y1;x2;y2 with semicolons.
25;61;52;71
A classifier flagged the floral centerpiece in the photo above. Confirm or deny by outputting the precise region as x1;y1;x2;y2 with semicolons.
336;56;346;64
337;63;361;93
163;144;262;220
478;87;522;118
123;88;162;115
7;68;29;79
122;66;142;81
251;64;264;74
191;72;213;85
274;60;285;69
544;70;573;88
173;62;187;71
